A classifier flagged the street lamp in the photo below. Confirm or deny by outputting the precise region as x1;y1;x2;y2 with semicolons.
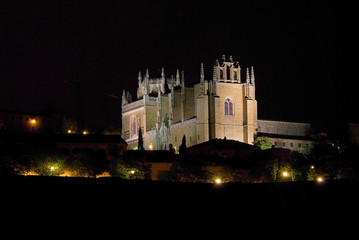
317;177;324;183
282;171;289;177
215;178;222;184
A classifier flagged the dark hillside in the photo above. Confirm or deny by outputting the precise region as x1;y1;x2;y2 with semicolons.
4;176;358;221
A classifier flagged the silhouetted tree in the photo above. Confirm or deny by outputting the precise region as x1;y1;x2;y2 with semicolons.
179;135;187;155
113;150;150;179
61;114;69;134
34;153;66;176
341;143;359;181
0;142;29;176
70;149;108;177
290;150;312;181
138;128;144;151
170;155;211;182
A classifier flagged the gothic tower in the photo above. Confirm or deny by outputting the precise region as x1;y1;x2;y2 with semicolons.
196;55;257;144
122;55;258;151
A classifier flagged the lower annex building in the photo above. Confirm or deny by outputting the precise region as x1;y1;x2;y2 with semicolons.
121;55;314;152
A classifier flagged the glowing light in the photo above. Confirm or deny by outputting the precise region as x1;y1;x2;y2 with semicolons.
317;177;324;183
282;171;289;177
149;144;153;150
311;165;315;169
215;178;222;184
30;119;36;124
82;130;88;135
50;166;55;171
130;170;135;174
68;129;72;134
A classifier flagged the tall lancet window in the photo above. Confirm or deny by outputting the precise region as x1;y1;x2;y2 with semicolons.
132;117;137;136
224;99;233;115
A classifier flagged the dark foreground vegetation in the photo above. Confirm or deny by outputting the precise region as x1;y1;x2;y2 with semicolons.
3;176;359;222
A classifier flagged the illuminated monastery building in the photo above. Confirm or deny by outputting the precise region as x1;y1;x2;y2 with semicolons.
122;55;314;151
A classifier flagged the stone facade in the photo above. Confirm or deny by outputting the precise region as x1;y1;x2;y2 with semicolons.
257;120;310;137
257;119;314;151
122;55;258;150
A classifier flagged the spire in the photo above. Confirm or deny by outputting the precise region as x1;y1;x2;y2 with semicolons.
142;70;149;96
176;69;180;86
200;62;205;94
138;71;142;83
246;67;250;84
200;62;205;84
222;54;226;62
126;91;132;103
157;82;161;99
251;66;255;85
161;67;165;93
229;55;233;62
156;81;161;130
212;66;217;95
145;68;149;79
213;65;217;81
170;84;174;108
215;59;219;66
161;67;165;78
122;90;127;106
143;76;148;96
181;70;185;93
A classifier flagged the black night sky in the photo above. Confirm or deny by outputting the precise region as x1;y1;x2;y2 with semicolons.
1;0;358;133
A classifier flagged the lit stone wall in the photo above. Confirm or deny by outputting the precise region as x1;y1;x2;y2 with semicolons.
123;56;259;149
170;118;197;150
257;120;310;137
268;137;314;151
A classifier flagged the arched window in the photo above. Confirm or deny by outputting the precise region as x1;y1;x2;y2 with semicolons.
132;117;137;136
224;99;233;115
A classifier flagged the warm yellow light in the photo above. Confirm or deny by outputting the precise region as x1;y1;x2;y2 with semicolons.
283;171;289;177
215;178;222;184
83;130;88;135
22;171;38;176
68;129;72;134
50;166;55;171
311;165;315;169
317;177;324;182
30;119;36;124
149;144;153;150
130;170;135;174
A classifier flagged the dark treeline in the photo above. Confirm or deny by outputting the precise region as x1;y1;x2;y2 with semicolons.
1;138;359;183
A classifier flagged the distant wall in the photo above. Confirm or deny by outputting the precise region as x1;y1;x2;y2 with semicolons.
257;120;310;137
